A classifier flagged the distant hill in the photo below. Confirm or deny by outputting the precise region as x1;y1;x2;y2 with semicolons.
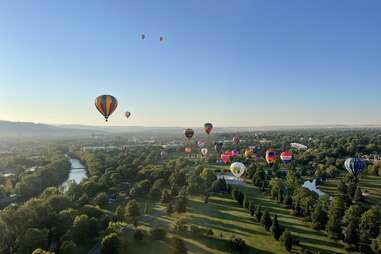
0;121;103;138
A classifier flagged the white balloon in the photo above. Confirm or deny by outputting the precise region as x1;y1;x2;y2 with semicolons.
230;162;247;178
201;148;208;156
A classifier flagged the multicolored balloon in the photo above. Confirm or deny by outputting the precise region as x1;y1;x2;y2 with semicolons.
266;149;277;165
185;147;192;153
201;148;208;156
230;162;247;178
344;158;366;177
255;154;261;161
125;111;131;119
95;95;118;122
280;151;293;164
244;148;253;158
221;154;230;164
214;142;224;154
197;140;205;148
232;136;240;145
184;129;194;140
204;123;213;135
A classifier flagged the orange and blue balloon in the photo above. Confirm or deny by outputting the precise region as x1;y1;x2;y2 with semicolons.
95;95;118;122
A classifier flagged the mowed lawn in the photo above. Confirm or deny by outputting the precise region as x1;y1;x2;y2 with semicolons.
319;173;381;205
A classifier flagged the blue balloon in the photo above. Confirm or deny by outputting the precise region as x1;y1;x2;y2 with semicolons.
344;158;365;177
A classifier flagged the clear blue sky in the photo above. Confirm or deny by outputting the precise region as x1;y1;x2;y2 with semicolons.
0;0;380;127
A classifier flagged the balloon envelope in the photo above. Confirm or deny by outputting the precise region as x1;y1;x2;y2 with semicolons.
232;136;240;145
230;162;247;178
185;147;192;153
125;111;131;119
266;149;277;164
204;123;213;135
160;150;168;159
197;140;205;148
214;142;224;153
244;148;253;158
184;129;194;140
221;154;230;164
280;151;293;164
201;148;208;156
344;158;365;177
95;95;118;122
290;143;308;150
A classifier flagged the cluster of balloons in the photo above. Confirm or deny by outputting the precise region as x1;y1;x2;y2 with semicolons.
140;33;165;43
95;95;131;122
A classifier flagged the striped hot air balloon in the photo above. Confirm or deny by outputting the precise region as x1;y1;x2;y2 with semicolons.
214;142;224;154
280;151;293;164
95;95;118;122
204;123;213;135
232;136;240;145
266;149;277;165
344;158;366;177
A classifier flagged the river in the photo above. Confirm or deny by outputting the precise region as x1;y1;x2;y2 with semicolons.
62;156;88;190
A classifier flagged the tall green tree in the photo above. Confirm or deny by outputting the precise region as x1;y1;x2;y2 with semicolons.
125;199;141;227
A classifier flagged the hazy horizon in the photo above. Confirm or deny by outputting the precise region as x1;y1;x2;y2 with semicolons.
1;0;380;127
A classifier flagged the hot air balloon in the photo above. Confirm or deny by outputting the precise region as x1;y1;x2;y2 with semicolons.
230;162;247;178
290;143;308;150
232;136;240;145
231;150;239;157
184;129;194;140
244;148;253;158
255;154;261;161
185;147;192;153
204;123;213;135
344;158;365;177
197;140;205;148
160;36;164;42
266;149;277;165
160;150;168;159
280;151;293;164
221;154;230;164
125;111;131;119
201;148;208;156
214;142;223;154
95;95;118;122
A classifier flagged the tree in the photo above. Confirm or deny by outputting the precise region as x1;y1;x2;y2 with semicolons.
344;221;359;246
249;201;255;216
343;204;362;226
71;214;90;244
255;206;262;222
327;213;342;240
359;206;381;240
271;215;282;240
115;205;125;221
101;233;120;254
125;199;141;227
353;187;363;203
175;196;187;213
243;195;250;209
94;192;108;207
151;228;167;240
280;231;293;252
311;202;328;230
134;229;144;241
16;228;49;254
60;241;77;254
144;202;150;215
32;249;53;254
173;218;187;233
200;168;217;183
160;189;172;203
260;210;272;231
167;202;174;215
371;234;381;254
284;192;293;208
171;237;188;254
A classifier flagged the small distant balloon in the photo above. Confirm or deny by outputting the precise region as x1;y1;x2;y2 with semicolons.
255;154;261;161
160;150;168;159
344;158;365;177
266;149;277;165
230;162;247;178
290;143;308;150
160;36;164;42
201;148;208;156
232;136;240;145
204;123;213;135
95;95;118;122
141;33;145;40
125;111;131;119
197;140;205;148
221;154;230;164
214;142;224;154
244;148;253;158
280;151;293;164
184;129;194;140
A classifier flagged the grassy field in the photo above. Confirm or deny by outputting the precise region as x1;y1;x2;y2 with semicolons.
319;172;381;205
112;182;361;254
